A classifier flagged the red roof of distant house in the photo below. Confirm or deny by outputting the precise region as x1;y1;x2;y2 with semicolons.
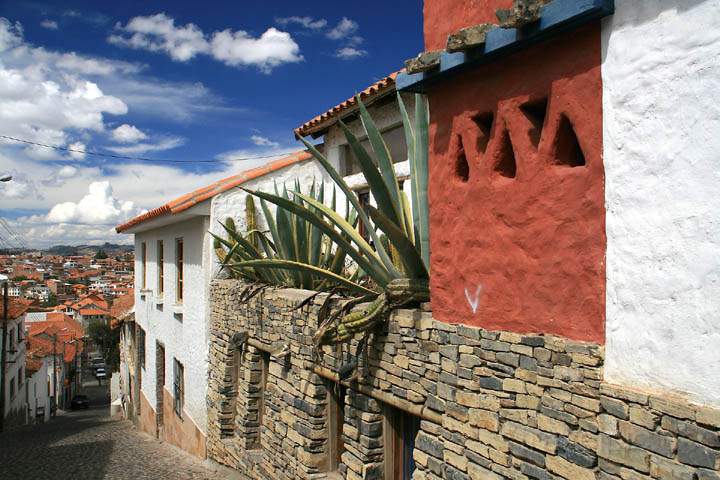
116;150;313;233
294;71;400;138
80;309;107;316
28;315;84;363
0;298;30;320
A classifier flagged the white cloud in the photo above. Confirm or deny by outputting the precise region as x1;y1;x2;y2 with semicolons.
58;165;78;178
105;137;184;155
109;13;302;72
108;13;208;62
0;19;129;159
275;16;327;30
111;124;147;143
55;52;144;76
327;17;358;40
68;142;86;160
210;28;302;73
47;180;139;225
335;47;367;59
250;134;279;147
40;19;58;30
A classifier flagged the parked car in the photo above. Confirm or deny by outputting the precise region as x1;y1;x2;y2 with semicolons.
71;395;90;409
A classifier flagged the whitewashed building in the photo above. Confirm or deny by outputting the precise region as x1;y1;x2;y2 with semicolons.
1;300;28;428
115;150;326;458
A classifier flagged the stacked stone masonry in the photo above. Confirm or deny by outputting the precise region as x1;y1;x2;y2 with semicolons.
207;280;720;479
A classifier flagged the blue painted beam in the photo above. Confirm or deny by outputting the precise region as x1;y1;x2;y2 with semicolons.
396;0;614;93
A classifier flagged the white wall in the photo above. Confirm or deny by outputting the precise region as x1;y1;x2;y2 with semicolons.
602;0;720;406
4;316;27;422
26;358;51;423
134;215;212;432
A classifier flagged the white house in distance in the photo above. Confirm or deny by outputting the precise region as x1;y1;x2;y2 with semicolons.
115;150;328;458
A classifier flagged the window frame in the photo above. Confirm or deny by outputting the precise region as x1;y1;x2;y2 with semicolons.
326;381;346;473
175;238;184;303
141;242;147;290
137;326;146;370
173;358;184;418
383;404;421;480
157;240;164;296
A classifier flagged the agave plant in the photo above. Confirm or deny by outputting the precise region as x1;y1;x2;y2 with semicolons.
212;182;374;295
236;93;430;346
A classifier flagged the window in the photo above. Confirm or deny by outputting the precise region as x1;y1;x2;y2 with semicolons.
18;366;23;384
9;377;15;399
173;358;184;417
258;351;270;442
141;242;147;289
8;327;15;351
383;405;421;480
137;326;146;370
340;125;408;176
17;322;22;343
326;382;346;473
157;240;164;296
175;238;184;303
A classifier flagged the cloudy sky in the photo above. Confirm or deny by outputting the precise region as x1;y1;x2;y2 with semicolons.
0;1;422;248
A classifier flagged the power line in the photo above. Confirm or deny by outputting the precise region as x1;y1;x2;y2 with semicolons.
0;134;302;164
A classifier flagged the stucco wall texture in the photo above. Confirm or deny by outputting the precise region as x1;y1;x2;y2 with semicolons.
134;215;212;437
602;0;720;407
427;24;605;343
423;0;513;50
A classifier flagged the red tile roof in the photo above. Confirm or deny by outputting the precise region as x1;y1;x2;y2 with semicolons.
80;308;107;316
294;71;400;138
116;150;313;233
0;298;30;320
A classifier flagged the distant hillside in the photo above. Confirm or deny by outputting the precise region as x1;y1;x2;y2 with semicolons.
45;243;134;256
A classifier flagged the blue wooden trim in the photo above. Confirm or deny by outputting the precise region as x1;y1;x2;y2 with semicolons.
396;0;614;93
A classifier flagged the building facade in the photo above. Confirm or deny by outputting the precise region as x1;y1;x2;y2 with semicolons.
202;1;720;479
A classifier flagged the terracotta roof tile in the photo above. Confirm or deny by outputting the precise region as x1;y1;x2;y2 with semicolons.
116;150;312;233
0;298;30;320
294;71;400;138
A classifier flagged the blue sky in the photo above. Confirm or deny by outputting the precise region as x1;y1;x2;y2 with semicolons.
0;0;422;247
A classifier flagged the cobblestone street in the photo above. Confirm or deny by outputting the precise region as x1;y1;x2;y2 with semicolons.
0;384;225;480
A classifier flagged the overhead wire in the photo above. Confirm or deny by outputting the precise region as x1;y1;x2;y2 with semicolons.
0;134;304;164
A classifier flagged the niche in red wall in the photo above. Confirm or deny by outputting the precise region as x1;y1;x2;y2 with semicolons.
427;25;605;343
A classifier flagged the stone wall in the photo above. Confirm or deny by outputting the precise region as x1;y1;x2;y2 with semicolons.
207;280;720;479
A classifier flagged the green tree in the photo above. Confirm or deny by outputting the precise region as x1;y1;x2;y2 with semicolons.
94;249;108;260
43;293;58;307
87;321;120;371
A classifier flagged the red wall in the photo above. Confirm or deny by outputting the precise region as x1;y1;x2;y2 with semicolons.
427;24;605;343
424;0;512;50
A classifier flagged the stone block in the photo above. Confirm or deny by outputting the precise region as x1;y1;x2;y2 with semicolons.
677;438;720;468
557;436;597;468
649;455;695;480
537;414;570;436
628;406;659;430
598;435;650;473
602;397;630;420
467;462;503;480
697;407;720;429
445;450;469;472
546;455;595;480
600;384;649;406
661;415;720;447
598;414;619;436
479;376;503;391
446;23;494;53
503;378;527;394
697;469;720;480
618;421;676;458
405;51;442;74
469;409;500;432
508;441;546;467
501;421;557;454
649;397;695;420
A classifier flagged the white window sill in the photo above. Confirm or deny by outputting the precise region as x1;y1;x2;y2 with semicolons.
154;296;164;305
139;289;153;298
172;304;184;315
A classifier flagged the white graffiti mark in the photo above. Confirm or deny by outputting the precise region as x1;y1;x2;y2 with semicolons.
464;285;482;314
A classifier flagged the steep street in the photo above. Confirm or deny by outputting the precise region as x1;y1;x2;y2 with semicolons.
0;384;219;480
